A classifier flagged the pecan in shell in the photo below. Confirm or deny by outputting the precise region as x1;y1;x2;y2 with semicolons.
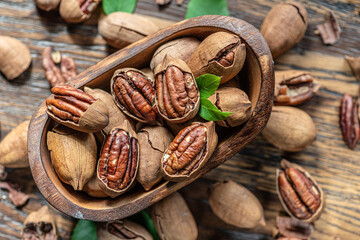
339;94;360;149
161;121;217;181
274;71;320;106
46;85;109;133
276;159;324;223
60;0;101;23
111;68;160;124
154;55;200;123
97;121;139;198
187;31;246;84
42;47;77;87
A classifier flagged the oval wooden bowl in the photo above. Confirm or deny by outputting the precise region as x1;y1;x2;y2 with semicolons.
28;15;274;221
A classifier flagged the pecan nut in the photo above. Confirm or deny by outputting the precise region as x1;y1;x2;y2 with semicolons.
274;71;320;106
46;85;109;133
111;68;160;124
154;55;200;123
97;121;139;198
187;31;246;84
60;0;101;23
339;94;360;149
161;121;217;181
97;220;152;240
42;47;77;87
276;159;324;223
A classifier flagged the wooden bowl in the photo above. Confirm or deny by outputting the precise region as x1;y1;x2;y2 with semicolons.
28;15;274;221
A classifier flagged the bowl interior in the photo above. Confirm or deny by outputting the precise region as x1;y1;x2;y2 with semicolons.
40;26;262;210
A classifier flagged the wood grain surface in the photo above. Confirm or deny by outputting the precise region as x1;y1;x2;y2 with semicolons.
0;0;359;239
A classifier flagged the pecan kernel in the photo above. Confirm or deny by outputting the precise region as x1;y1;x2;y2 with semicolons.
98;128;138;191
163;124;206;175
113;69;158;123
278;167;321;220
339;94;360;149
46;85;95;123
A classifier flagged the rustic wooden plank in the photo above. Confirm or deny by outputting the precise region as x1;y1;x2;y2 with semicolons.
0;0;359;239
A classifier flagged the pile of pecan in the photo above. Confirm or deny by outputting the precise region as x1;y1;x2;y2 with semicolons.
43;31;251;199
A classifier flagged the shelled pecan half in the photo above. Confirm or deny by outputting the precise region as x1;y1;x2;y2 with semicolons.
97;120;139;198
276;159;324;223
42;47;77;87
60;0;101;23
111;68;160;125
187;31;246;84
274;71;320;106
161;121;217;181
339;94;360;149
46;85;109;133
274;216;313;240
154;55;200;123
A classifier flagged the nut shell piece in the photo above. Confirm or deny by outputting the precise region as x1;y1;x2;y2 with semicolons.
0;36;31;80
60;0;101;23
22;206;57;240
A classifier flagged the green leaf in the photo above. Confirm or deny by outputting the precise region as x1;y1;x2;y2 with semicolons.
195;74;221;99
199;99;232;121
102;0;138;15
185;0;230;19
128;211;160;240
71;220;97;240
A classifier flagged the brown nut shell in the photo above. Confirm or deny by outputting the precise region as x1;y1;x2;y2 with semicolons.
97;120;139;198
274;70;320;106
0;36;31;80
46;85;109;133
83;174;108;198
34;0;60;11
208;87;252;127
262;106;316;152
154;55;200;123
84;87;134;134
0;120;30;168
209;180;266;228
150;37;200;71
47;125;97;191
161;121;217;181
260;1;308;58
97;220;152;240
60;0;101;23
276;159;325;223
22;206;57;240
187;31;246;84
111;68;160;125
98;12;160;49
274;216;313;240
137;126;173;191
151;192;198;240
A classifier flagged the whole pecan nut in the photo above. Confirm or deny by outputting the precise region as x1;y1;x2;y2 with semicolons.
339;94;360;149
42;47;77;87
154;55;200;123
161;121;217;181
276;159;324;223
97;120;139;198
46;85;109;133
111;68;160;124
60;0;101;23
187;31;246;84
274;71;320;106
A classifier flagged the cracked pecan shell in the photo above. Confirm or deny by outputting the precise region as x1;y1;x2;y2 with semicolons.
154;55;200;123
276;159;325;223
46;85;109;133
60;0;101;23
161;121;217;181
187;31;246;84
97;120;139;198
111;68;160;125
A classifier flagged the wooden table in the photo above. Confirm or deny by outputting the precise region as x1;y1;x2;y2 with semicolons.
0;0;359;239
